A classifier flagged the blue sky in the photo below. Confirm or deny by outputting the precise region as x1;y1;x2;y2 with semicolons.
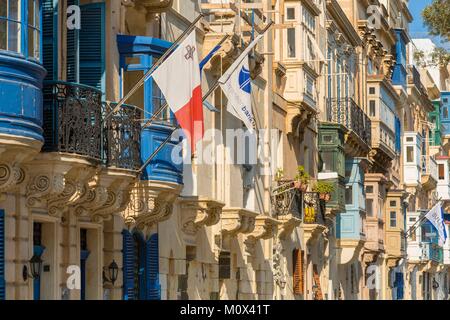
409;0;449;49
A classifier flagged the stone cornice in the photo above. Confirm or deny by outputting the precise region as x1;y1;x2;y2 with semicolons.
326;0;362;47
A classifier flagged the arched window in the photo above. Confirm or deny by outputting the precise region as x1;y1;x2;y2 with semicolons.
0;0;41;60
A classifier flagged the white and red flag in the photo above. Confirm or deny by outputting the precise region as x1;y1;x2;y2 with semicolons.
152;31;204;154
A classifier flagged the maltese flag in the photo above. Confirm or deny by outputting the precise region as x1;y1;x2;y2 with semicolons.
152;31;204;154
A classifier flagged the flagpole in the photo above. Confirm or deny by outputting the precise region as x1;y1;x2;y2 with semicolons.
142;34;230;130
139;20;274;173
105;13;208;121
404;201;443;238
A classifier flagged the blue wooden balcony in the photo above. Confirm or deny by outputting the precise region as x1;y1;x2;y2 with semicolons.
392;29;409;90
0;54;46;142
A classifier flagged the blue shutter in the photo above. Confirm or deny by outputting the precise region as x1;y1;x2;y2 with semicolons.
395;272;404;300
42;0;58;80
79;2;105;92
122;230;135;300
0;210;5;300
395;117;401;152
146;233;160;300
66;0;79;82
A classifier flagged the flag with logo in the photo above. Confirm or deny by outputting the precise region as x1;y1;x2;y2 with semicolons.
152;31;203;154
425;202;447;246
218;35;263;132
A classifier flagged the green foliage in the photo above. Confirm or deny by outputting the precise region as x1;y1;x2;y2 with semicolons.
413;47;450;68
294;166;309;183
312;181;334;194
275;168;284;181
422;0;450;41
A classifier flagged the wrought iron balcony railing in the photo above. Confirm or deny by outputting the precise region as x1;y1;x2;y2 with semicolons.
271;180;302;218
43;81;102;161
103;102;142;171
43;81;142;170
303;192;326;225
326;97;372;146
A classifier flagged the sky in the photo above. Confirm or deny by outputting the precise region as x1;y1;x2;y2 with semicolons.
409;0;450;49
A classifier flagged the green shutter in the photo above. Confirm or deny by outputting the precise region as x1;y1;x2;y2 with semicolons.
42;0;58;80
79;2;105;92
122;230;135;300
146;234;160;300
0;210;5;300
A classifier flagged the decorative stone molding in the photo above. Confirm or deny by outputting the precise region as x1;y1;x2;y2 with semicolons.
179;197;225;235
47;179;84;217
220;208;258;236
244;216;281;254
123;180;182;230
122;0;173;12
26;173;66;208
0;163;25;194
277;214;301;240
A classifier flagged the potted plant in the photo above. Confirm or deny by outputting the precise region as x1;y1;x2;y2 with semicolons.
294;166;310;192
313;181;335;202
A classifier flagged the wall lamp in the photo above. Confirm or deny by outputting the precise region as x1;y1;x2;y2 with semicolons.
103;260;119;286
23;254;43;282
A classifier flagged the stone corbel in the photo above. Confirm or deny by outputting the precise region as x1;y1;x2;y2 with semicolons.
26;173;66;208
244;216;281;254
277;214;302;240
202;34;240;77
123;180;182;230
0;163;25;195
220;208;258;237
122;0;173;12
179;197;225;236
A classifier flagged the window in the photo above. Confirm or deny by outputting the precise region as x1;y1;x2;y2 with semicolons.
390;200;397;207
369;100;376;117
444;98;448;103
219;252;231;279
305;74;315;97
286;7;295;20
390;211;397;228
345;186;353;205
27;0;40;60
439;164;445;180
444;107;449;119
0;0;21;53
406;146;414;163
365;186;373;194
287;28;296;58
366;199;373;216
369;87;375;95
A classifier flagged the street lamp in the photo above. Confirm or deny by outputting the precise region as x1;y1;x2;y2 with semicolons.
22;254;43;281
103;260;119;286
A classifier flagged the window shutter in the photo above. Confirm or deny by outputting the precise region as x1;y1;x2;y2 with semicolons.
66;0;79;83
122;230;135;300
42;0;58;80
0;210;4;300
79;3;105;92
293;249;304;295
146;234;160;300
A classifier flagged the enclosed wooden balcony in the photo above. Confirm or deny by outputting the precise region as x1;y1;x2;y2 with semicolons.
421;155;438;191
325;97;371;157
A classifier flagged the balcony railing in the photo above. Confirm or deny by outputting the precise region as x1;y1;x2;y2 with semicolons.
326;97;372;146
43;81;102;161
103;102;142;171
421;155;438;182
43;81;142;170
271;180;302;218
303;192;326;224
422;242;443;263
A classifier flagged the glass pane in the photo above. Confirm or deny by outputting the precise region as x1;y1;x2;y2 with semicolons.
28;26;34;57
7;21;20;52
286;7;295;20
9;0;19;20
0;0;6;17
287;28;296;57
28;0;34;26
0;19;6;50
34;29;39;59
406;146;414;162
35;0;39;28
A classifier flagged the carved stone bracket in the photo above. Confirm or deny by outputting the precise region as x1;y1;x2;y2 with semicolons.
0;163;25;194
26;173;66;208
277;214;302;240
123;180;182;230
180;197;225;236
244;216;281;255
220;208;258;237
